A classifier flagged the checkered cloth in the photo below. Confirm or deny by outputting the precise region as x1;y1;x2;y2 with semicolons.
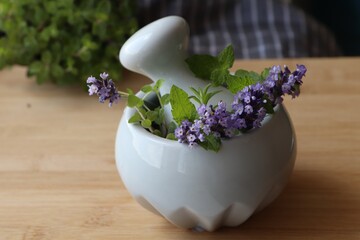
137;0;340;58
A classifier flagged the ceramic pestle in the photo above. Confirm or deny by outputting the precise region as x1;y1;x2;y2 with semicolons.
119;16;234;122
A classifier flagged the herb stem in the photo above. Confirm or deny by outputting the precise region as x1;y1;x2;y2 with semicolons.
118;90;129;97
155;90;168;137
135;106;155;133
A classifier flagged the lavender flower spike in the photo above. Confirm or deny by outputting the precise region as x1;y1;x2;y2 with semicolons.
87;72;121;107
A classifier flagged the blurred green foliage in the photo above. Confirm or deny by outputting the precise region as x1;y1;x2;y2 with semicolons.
0;0;138;85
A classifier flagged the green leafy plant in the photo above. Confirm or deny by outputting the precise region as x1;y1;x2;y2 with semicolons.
87;45;307;152
0;0;137;85
186;45;270;93
127;79;173;139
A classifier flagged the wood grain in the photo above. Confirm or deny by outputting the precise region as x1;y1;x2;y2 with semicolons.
0;58;359;239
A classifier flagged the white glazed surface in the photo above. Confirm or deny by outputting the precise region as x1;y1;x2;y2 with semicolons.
115;102;296;231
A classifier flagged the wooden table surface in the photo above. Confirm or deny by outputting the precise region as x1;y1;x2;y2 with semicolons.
0;58;359;239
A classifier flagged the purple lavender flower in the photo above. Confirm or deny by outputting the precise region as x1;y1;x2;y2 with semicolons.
244;105;253;114
197;104;207;116
87;76;97;84
87;73;121;107
296;64;307;78
263;64;306;101
174;64;307;149
88;84;99;95
100;72;109;80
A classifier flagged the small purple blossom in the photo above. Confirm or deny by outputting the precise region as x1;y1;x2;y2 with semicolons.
100;72;109;80
197;104;207;116
87;76;97;84
88;84;98;95
87;73;121;107
244;105;253;114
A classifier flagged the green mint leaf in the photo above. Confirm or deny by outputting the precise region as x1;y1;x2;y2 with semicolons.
127;94;144;108
210;68;229;86
260;68;270;81
141;84;153;93
153;129;162;137
203;90;222;105
189;87;200;98
216;69;260;93
151;108;164;125
198;134;222;152
160;93;170;106
185;54;219;79
170;85;198;124
141;119;152;129
167;121;178;134
249;71;262;82
158;108;165;125
28;61;43;76
217;45;234;69
127;88;134;95
188;95;202;105
166;133;176;140
235;69;262;82
145;110;158;122
128;112;142;124
189;84;222;105
189;87;202;104
226;74;255;94
154;79;164;92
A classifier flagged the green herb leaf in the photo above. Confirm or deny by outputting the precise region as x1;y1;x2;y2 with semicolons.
260;68;270;81
167;121;178;134
190;84;222;105
218;45;234;69
166;133;176;140
210;68;229;86
198;134;222;152
127;94;144;108
160;93;170;106
226;75;254;94
146;110;158;121
128;112;142;123
185;55;219;79
156;108;165;125
235;69;260;81
153;129;162;137
0;1;137;86
154;79;164;92
141;84;153;93
141;119;152;129
214;69;260;93
203;90;222;105
127;88;134;95
170;85;198;124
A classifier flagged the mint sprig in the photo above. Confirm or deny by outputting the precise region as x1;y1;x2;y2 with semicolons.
189;84;222;105
186;45;271;94
185;45;234;81
126;80;170;137
170;85;198;124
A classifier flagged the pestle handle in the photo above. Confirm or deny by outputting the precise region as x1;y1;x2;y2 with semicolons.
119;16;234;123
119;16;189;79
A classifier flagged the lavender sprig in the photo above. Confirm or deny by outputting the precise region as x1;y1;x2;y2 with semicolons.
263;64;307;104
175;64;307;150
87;72;121;107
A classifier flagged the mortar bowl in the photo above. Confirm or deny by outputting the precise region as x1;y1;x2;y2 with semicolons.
115;95;296;231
